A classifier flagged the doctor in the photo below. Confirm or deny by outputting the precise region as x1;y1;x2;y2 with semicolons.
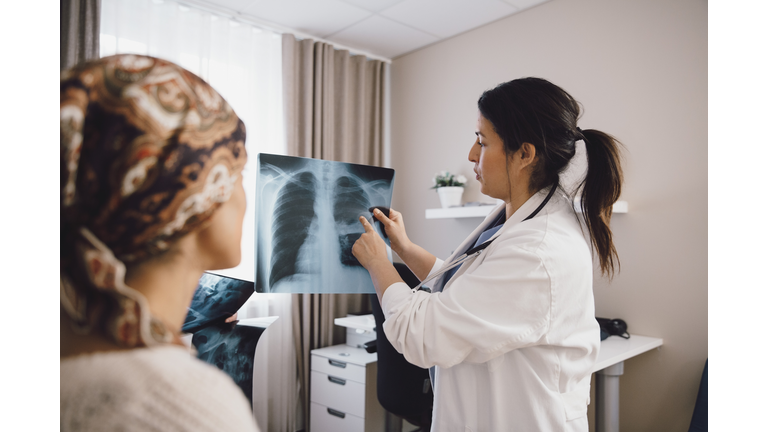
352;77;624;431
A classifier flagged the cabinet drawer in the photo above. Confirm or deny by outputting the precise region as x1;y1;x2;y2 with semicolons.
310;370;366;417
311;354;367;383
310;402;365;432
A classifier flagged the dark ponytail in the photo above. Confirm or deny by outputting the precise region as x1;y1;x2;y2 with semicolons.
478;77;624;278
578;129;623;277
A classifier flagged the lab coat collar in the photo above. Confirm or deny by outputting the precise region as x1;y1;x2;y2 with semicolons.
435;185;558;285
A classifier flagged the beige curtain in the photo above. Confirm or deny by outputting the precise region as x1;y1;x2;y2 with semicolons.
282;33;387;430
61;0;101;70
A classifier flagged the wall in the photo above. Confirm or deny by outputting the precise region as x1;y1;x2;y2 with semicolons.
388;0;707;430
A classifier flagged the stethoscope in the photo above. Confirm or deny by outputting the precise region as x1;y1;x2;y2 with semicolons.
410;181;559;293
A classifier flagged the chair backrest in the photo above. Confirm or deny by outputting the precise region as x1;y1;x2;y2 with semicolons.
369;263;433;427
688;359;707;432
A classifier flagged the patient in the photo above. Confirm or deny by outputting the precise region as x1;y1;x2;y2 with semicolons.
60;54;260;432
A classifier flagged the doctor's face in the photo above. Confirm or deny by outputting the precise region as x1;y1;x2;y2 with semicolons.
469;112;513;202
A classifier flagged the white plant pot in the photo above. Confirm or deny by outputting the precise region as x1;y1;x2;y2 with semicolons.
437;186;464;208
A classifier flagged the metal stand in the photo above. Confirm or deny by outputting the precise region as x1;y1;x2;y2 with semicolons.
595;361;624;432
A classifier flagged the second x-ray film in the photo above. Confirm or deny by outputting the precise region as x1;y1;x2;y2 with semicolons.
255;154;395;294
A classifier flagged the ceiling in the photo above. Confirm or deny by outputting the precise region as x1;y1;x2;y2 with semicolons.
181;0;552;60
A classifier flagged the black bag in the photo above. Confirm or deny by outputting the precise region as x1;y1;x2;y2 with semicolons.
596;317;630;341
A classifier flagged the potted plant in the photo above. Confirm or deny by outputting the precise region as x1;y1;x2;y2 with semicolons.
431;171;467;208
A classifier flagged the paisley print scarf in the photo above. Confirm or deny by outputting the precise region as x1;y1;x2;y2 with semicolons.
60;54;246;347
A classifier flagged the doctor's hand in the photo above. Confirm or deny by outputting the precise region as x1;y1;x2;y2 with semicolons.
353;216;405;301
353;216;391;271
371;208;412;257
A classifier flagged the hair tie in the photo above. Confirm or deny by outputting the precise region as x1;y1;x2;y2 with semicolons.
573;127;585;143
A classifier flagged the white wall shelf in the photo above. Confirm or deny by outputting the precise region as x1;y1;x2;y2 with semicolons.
425;205;497;219
426;201;628;219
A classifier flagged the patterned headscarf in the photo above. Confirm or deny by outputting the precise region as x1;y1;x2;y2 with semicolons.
60;55;247;347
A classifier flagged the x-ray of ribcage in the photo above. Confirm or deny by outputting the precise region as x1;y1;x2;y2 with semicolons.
255;154;395;293
192;320;268;407
182;273;255;334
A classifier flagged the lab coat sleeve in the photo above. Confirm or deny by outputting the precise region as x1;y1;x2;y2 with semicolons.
381;242;550;369
423;258;444;288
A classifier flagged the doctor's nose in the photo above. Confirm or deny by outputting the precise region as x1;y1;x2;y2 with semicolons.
468;138;479;162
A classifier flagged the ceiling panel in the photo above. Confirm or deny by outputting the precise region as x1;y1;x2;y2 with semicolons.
501;0;550;12
326;14;439;59
380;0;518;39
186;0;553;59
240;0;372;38
200;0;257;11
338;0;408;14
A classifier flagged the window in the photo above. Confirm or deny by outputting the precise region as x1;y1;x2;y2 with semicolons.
101;0;286;282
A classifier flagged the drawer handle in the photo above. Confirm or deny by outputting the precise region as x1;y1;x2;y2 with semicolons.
328;359;347;368
328;376;346;386
327;408;346;419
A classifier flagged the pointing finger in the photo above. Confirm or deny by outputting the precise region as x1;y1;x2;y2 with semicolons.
359;215;375;233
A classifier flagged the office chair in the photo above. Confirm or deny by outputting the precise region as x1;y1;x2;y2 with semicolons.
688;359;707;432
368;262;433;431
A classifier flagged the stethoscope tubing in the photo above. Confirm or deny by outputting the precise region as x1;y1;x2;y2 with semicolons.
410;250;483;292
409;181;559;293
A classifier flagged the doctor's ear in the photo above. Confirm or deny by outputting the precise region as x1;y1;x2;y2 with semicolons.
518;142;537;168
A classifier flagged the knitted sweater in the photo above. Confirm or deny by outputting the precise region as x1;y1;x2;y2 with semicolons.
61;345;260;432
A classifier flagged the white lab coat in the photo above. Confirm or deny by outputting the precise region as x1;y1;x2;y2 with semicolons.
382;188;600;432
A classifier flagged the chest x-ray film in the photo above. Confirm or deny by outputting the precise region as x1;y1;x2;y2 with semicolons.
255;154;395;294
192;317;276;408
182;272;255;334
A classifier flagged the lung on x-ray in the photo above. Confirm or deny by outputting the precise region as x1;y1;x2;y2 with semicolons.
255;154;395;294
182;272;255;334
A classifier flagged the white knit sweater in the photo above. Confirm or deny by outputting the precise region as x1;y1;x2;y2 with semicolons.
61;345;260;432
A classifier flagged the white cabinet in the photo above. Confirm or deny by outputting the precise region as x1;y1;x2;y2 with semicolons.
310;344;385;432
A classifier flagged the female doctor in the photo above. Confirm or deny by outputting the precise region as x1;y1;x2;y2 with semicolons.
352;77;623;432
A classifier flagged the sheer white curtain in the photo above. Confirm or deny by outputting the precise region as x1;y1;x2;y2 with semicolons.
100;1;296;431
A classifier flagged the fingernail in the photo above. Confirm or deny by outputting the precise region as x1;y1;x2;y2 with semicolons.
374;209;380;214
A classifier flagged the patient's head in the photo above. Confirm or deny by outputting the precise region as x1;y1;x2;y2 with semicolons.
60;54;247;347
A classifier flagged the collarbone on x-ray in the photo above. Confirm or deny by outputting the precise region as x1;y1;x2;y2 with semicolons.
255;154;394;294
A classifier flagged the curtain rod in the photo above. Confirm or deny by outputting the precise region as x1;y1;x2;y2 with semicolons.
173;0;393;64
